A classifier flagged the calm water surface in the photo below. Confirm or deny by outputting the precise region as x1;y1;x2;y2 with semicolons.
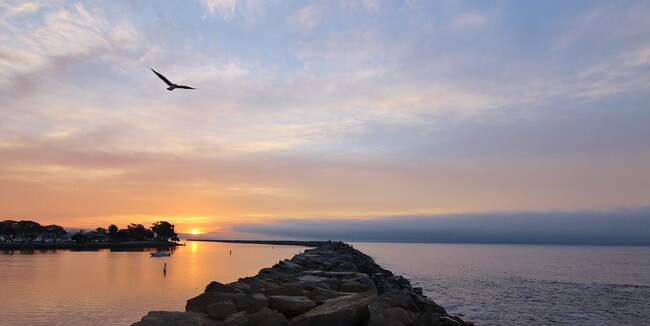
352;243;650;326
0;241;306;325
2;242;649;325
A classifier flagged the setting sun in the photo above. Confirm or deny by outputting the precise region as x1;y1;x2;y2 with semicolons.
190;229;201;235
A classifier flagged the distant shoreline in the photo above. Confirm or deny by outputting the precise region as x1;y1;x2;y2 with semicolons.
186;239;329;247
0;240;181;251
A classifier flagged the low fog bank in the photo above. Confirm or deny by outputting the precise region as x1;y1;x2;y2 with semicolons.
232;208;650;245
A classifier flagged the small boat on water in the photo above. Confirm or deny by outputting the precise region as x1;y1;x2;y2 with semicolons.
150;251;171;257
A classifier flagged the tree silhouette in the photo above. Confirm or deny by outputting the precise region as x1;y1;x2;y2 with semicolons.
17;220;44;242
108;224;119;240
44;225;67;242
152;221;179;242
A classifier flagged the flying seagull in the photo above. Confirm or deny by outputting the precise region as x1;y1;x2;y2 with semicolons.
151;68;196;91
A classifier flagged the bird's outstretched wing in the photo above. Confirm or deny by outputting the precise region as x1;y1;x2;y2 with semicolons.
151;68;173;86
176;85;196;90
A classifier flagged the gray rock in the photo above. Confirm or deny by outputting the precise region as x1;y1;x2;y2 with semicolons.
131;311;218;326
265;283;305;297
288;292;377;326
221;311;248;326
331;261;356;272
340;280;375;293
186;292;245;313
206;300;236;320
205;281;243;294
268;296;317;318
297;275;331;290
378;290;419;312
247;307;289;326
277;259;302;272
234;293;269;314
368;302;419;326
304;287;340;304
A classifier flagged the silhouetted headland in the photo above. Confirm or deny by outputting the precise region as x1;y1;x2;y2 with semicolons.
134;241;472;326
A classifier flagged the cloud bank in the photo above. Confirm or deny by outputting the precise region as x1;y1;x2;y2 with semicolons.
232;209;650;246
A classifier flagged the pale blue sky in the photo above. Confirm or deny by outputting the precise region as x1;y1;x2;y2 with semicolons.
0;0;649;236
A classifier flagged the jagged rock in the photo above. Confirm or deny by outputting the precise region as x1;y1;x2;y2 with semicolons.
206;300;236;320
221;311;248;326
297;275;331;290
131;311;218;326
186;292;245;314
378;290;419;311
340;274;376;293
368;302;419;326
247;307;289;326
265;283;305;297
234;293;269;314
340;280;373;293
268;296;317;318
304;286;340;304
258;268;299;283
288;292;377;326
277;259;302;273
205;281;243;294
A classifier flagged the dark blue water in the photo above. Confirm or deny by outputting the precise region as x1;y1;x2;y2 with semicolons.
352;243;650;326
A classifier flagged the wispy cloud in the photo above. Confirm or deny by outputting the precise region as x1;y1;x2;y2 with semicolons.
287;3;324;32
198;0;238;19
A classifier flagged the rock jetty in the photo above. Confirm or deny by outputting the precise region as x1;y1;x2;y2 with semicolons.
133;241;472;326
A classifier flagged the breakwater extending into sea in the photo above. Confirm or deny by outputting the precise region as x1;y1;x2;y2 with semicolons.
133;241;472;326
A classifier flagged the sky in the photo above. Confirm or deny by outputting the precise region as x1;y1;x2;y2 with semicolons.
1;0;649;243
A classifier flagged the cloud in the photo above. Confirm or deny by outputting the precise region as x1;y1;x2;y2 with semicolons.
233;209;650;245
287;3;324;32
339;0;380;11
199;0;238;19
0;0;45;20
0;2;143;91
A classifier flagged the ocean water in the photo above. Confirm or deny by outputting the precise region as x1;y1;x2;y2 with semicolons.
1;242;648;325
0;241;306;325
352;243;650;326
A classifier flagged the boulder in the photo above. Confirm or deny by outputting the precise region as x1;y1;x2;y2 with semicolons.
331;261;356;272
288;292;377;326
304;287;340;304
247;307;289;326
378;290;419;311
265;283;305;297
131;311;218;326
221;311;248;326
234;293;269;314
186;292;245;314
206;300;236;320
277;259;302;272
205;281;243;294
297;275;331;290
368;302;419;326
268;296;317;318
340;280;375;293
